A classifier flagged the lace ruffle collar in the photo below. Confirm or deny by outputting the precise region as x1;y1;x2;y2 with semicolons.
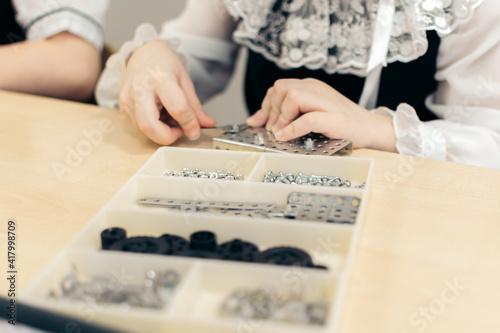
224;0;483;77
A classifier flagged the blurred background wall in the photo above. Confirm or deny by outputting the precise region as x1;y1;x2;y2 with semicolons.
103;0;248;126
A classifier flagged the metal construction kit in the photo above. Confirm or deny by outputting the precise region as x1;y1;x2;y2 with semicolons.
162;167;244;181
51;266;180;309
220;286;329;325
214;124;352;156
138;191;360;224
23;147;373;332
100;228;326;269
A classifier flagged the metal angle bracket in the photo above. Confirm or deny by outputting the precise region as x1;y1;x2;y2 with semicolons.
213;124;352;156
137;192;360;224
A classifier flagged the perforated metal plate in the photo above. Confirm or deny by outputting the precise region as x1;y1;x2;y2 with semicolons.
213;125;352;156
138;192;359;224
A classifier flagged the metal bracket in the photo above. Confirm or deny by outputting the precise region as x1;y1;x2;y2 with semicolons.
138;192;360;224
214;125;352;156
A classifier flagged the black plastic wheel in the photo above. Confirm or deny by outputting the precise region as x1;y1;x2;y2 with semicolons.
158;234;189;255
110;236;170;254
100;227;127;250
189;231;217;251
257;246;314;267
216;239;260;262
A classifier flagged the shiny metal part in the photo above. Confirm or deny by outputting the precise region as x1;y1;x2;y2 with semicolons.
214;125;352;156
55;266;180;309
262;171;361;188
138;191;360;224
162;168;244;181
219;286;328;325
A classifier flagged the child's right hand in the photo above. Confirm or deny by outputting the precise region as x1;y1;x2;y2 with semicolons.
119;40;216;145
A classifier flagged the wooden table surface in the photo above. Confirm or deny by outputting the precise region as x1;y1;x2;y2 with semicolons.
1;90;500;333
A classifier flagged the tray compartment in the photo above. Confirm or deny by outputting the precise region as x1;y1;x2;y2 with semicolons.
136;146;261;180
247;154;372;188
20;250;193;332
68;208;355;273
168;262;338;333
22;147;374;333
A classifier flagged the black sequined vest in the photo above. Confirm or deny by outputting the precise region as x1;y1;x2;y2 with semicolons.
245;31;440;121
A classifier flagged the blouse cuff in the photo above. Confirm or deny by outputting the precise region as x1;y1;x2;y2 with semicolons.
25;10;104;50
159;22;238;65
375;104;447;161
95;23;166;109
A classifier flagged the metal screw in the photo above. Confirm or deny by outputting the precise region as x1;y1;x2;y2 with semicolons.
163;168;244;181
355;182;366;189
305;138;314;150
56;266;179;309
230;124;240;134
261;171;357;189
220;286;329;325
341;180;351;187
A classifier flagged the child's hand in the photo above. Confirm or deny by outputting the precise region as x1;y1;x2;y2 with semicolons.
119;40;216;145
246;78;396;151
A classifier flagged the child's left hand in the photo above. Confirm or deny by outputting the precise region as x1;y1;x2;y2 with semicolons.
246;78;397;151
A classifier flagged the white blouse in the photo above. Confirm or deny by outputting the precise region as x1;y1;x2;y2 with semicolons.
96;0;500;169
12;0;109;50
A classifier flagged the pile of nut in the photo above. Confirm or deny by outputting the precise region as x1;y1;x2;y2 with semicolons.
162;168;244;181
49;266;180;309
263;170;363;188
220;286;329;325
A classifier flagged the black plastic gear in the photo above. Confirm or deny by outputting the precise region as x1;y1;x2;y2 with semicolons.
101;227;127;250
257;246;314;267
158;234;189;255
189;231;217;251
173;230;222;259
216;238;260;262
110;236;170;254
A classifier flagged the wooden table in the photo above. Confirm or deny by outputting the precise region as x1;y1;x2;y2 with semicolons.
1;90;499;333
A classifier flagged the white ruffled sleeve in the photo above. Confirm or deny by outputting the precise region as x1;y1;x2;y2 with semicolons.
384;0;500;169
95;0;238;109
12;0;109;50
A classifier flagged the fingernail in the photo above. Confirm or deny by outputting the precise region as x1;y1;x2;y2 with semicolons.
274;130;283;140
188;128;200;140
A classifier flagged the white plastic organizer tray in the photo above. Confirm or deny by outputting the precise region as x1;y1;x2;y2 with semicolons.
21;147;373;333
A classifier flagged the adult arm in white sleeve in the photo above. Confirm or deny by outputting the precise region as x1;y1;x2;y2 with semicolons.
387;0;500;169
0;0;109;100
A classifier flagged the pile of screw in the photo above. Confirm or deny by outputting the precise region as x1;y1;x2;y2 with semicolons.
162;168;244;181
263;171;365;188
219;286;329;325
50;266;180;309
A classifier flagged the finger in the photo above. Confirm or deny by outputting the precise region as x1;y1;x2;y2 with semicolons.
271;88;304;133
247;86;274;127
157;80;201;140
267;79;302;130
246;109;268;127
119;89;138;128
180;74;216;128
266;105;281;131
135;92;183;145
274;112;331;142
